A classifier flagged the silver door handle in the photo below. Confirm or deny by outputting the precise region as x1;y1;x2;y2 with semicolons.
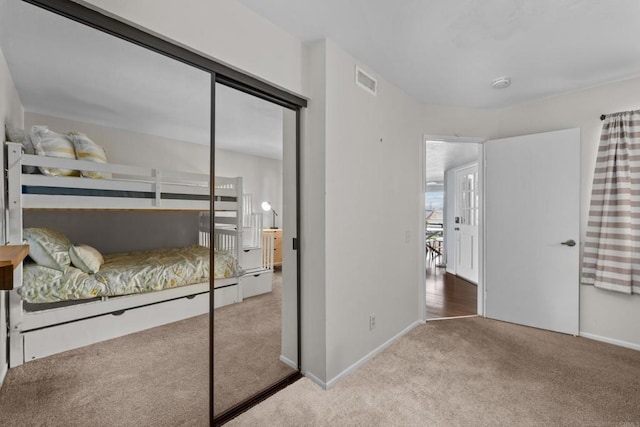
561;239;576;247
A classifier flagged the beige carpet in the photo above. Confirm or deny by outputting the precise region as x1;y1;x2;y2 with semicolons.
0;272;292;426
231;317;640;426
214;271;295;415
0;314;209;427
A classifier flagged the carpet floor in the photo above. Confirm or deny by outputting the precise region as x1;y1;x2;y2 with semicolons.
214;271;295;415
0;314;209;427
231;317;640;426
0;272;292;426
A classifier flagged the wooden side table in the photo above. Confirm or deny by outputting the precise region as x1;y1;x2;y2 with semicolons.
262;229;282;268
0;245;29;291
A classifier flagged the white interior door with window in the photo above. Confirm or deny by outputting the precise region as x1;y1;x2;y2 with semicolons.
484;128;580;335
454;164;479;283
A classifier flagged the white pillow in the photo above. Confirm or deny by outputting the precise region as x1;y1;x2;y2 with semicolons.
5;124;37;174
30;125;78;176
69;244;104;274
68;132;111;179
23;228;72;271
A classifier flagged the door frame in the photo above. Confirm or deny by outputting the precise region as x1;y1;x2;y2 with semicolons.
420;135;486;322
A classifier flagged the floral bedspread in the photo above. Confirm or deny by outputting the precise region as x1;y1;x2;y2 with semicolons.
20;246;240;303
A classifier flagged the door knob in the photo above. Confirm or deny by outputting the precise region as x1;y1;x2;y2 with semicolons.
561;239;576;247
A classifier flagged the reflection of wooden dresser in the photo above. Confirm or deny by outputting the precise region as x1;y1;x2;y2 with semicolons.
263;229;282;268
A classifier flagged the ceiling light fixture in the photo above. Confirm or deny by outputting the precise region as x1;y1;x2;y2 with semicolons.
491;76;511;89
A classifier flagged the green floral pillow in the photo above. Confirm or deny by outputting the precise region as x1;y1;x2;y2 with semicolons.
23;228;72;271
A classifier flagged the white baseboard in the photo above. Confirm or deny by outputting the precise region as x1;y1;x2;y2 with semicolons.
279;354;297;370
324;320;420;390
427;314;479;321
579;332;640;351
0;363;7;389
302;370;327;390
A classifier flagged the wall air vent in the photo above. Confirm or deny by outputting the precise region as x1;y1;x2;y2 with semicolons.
355;65;377;96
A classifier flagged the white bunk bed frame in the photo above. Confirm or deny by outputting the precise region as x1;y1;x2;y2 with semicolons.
5;142;243;366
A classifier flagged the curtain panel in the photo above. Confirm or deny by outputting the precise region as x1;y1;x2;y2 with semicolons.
583;111;640;294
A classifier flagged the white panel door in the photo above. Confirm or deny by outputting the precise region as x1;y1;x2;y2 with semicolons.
485;128;580;335
455;164;479;283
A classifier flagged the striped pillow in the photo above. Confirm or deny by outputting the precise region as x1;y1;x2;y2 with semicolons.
69;132;110;179
30;126;79;176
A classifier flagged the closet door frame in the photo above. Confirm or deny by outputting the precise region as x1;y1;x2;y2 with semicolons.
20;1;306;425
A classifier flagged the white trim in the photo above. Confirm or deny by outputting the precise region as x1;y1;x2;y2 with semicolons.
0;362;7;389
419;136;427;322
279;354;297;370
579;332;640;352
425;135;487;144
324;320;420;389
427;314;479;321
477;143;486;316
303;371;327;390
422;135;486;320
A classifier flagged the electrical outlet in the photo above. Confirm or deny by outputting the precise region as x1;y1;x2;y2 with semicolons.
369;314;376;330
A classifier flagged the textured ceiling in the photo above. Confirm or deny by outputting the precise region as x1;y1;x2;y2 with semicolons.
239;0;640;109
426;141;478;184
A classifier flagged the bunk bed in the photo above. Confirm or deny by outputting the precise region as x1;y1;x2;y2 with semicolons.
5;142;244;366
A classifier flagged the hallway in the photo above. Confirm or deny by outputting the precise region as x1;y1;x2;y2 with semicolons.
426;267;477;319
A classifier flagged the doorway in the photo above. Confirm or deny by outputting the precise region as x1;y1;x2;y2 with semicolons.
424;137;482;320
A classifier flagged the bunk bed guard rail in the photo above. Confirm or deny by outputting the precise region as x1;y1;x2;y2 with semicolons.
7;142;210;211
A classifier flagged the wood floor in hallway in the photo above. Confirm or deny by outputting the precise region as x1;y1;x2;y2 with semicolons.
426;266;477;319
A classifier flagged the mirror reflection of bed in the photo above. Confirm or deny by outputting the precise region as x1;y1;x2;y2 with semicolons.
0;0;295;424
213;82;297;416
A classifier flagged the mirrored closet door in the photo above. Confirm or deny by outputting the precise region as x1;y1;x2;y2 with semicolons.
213;82;299;418
0;0;211;424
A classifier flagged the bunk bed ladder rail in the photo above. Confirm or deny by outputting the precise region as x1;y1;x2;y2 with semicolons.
262;232;274;270
153;169;161;207
242;194;253;228
6;142;26;367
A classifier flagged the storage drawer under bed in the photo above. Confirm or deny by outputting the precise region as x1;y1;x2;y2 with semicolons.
22;292;209;362
240;269;273;299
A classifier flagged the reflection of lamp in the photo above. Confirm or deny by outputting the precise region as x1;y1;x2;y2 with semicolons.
261;201;278;229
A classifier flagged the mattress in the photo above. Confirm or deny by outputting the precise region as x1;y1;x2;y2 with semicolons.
20;246;241;304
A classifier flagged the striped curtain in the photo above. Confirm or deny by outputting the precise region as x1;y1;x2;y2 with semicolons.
582;110;640;294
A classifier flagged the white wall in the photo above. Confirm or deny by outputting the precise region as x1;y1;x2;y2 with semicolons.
299;40;327;383
299;37;503;385
494;76;640;347
76;0;304;96
215;149;283;229
322;39;424;382
0;46;24;388
24;112;209;173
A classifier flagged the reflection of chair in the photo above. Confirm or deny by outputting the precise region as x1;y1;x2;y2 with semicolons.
425;229;443;262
